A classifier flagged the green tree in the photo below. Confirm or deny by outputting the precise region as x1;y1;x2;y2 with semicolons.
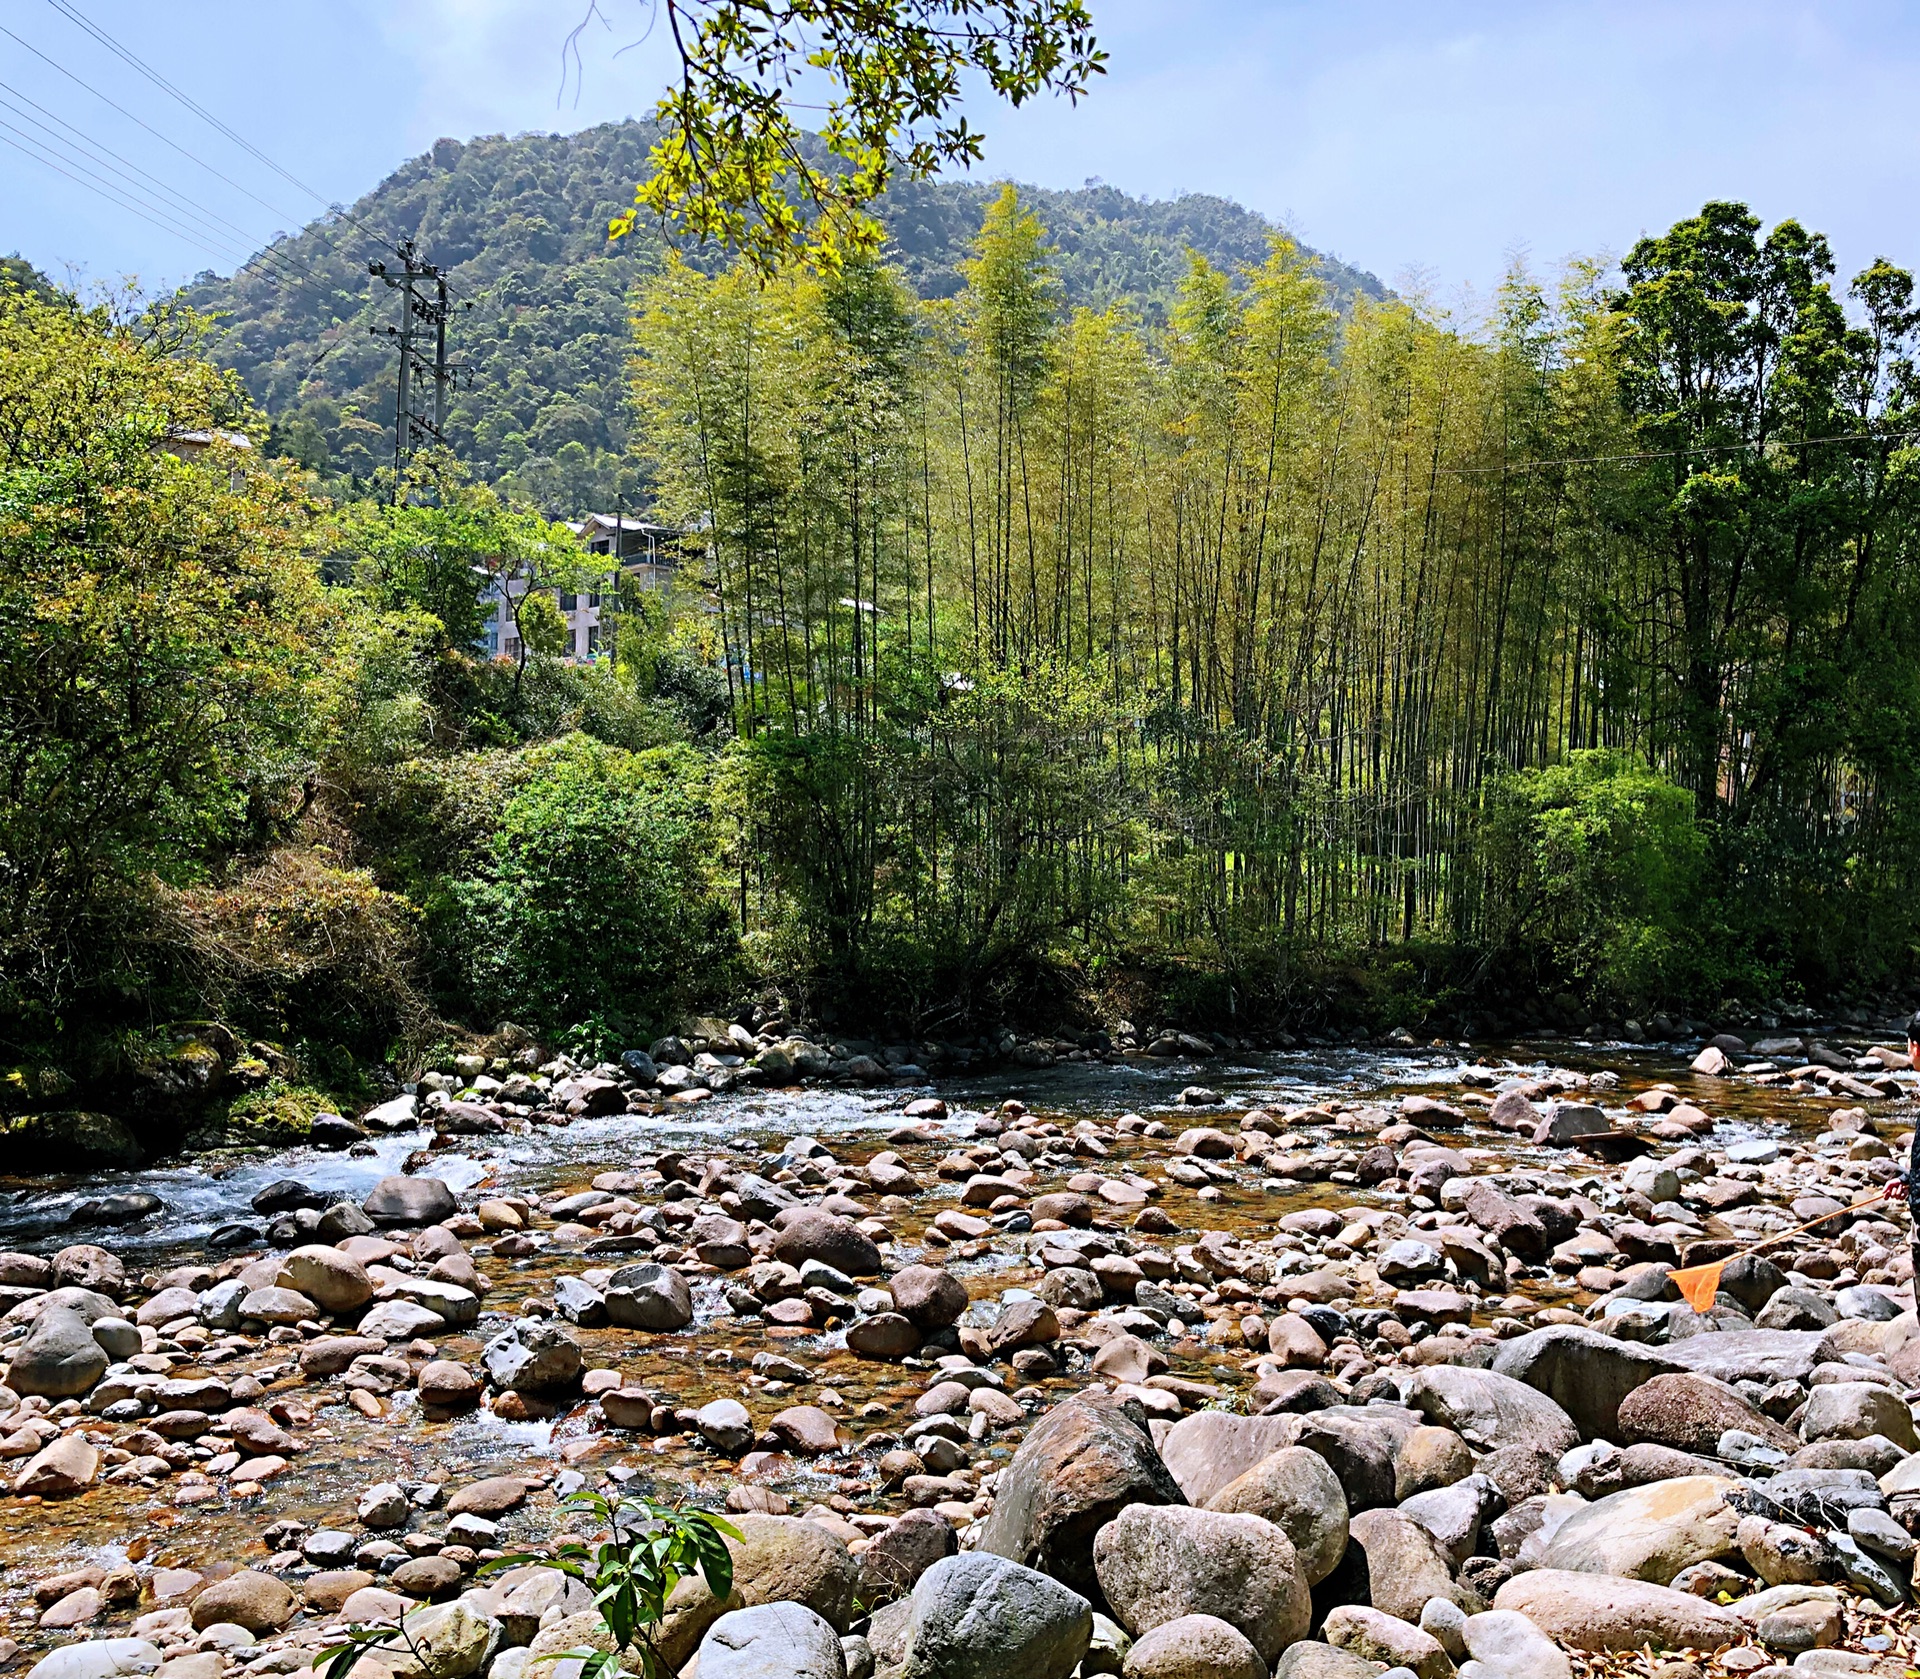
0;255;60;305
1478;750;1713;1006
449;734;740;1043
612;0;1105;272
0;289;349;1033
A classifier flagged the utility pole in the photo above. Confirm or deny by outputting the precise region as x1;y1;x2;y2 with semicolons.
370;240;464;496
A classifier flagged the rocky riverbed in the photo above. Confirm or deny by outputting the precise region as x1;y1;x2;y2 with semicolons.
3;1021;1920;1679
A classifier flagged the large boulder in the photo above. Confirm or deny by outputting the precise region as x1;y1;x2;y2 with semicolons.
1458;1181;1548;1260
726;1514;859;1632
1345;1509;1474;1621
856;1509;957;1609
376;1272;479;1327
889;1265;970;1330
386;1603;491;1679
1492;1568;1743;1653
418;1361;482;1413
604;1263;694;1331
135;1286;201;1329
52;1245;126;1297
977;1394;1186;1607
846;1314;920;1360
1290;1409;1409;1513
188;1571;295;1634
771;1210;881;1278
1536;1476;1742;1584
1394;1426;1473;1502
1269;1645;1385;1679
446;1476;529;1517
25;1643;160;1679
363;1176;457;1227
1321;1607;1451;1679
652;1581;746;1672
1395;1474;1496;1568
897;1553;1092;1679
25;1285;118;1325
696;1399;755;1456
1205;1447;1349;1586
1715;1254;1789;1316
240;1285;318;1326
0;1251;50;1289
1093;1503;1309;1664
1402;1366;1578;1459
1460;1609;1570;1679
1616;1372;1795;1456
697;1603;846;1679
8;1304;108;1397
1803;1382;1920;1451
360;1299;447;1341
494;1571;594;1645
1122;1615;1266;1679
1659;1329;1825;1386
527;1612;620;1673
1490;1326;1682;1444
481;1319;582;1394
1159;1412;1303;1508
279;1246;374;1315
14;1435;98;1497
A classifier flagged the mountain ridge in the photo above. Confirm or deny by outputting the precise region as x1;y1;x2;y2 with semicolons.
178;119;1387;512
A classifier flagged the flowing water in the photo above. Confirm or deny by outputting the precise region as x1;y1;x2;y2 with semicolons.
0;1034;1883;1608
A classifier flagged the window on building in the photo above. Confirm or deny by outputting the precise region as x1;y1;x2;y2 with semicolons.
503;638;521;662
587;625;601;656
558;591;577;612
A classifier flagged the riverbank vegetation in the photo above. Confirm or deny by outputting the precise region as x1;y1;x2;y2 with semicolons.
4;189;1919;1120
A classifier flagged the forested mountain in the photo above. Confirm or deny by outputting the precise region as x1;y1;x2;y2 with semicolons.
176;120;1383;513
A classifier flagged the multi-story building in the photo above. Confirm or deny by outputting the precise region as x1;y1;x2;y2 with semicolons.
479;513;681;664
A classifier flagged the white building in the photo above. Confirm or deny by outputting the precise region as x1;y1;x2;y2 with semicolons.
480;514;681;664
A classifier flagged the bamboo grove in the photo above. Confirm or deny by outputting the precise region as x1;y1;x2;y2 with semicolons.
627;191;1920;1028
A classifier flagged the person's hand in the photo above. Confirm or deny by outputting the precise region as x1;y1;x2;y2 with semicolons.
1886;1176;1908;1202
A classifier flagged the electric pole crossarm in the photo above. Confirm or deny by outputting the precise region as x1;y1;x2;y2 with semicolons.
370;239;454;495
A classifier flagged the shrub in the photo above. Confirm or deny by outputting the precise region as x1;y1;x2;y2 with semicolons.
1477;749;1714;1006
448;734;740;1038
147;847;429;1055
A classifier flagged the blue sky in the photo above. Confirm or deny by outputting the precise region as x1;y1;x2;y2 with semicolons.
6;0;1919;306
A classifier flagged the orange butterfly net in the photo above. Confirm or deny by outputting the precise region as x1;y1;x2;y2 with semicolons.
1666;1189;1897;1313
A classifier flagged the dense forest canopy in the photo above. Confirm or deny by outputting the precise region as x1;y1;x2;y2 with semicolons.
175;121;1383;516
3;176;1917;1134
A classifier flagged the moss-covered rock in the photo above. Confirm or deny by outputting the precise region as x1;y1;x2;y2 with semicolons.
228;1056;272;1091
0;1066;75;1110
210;1081;338;1144
0;1110;142;1167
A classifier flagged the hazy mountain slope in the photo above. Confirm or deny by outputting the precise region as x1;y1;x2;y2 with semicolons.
178;120;1385;511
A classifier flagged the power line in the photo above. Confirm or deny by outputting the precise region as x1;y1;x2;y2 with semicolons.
22;4;478;311
0;111;317;292
21;1;479;443
0;128;260;269
39;0;409;269
0;19;362;300
0;20;307;233
0;80;324;291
